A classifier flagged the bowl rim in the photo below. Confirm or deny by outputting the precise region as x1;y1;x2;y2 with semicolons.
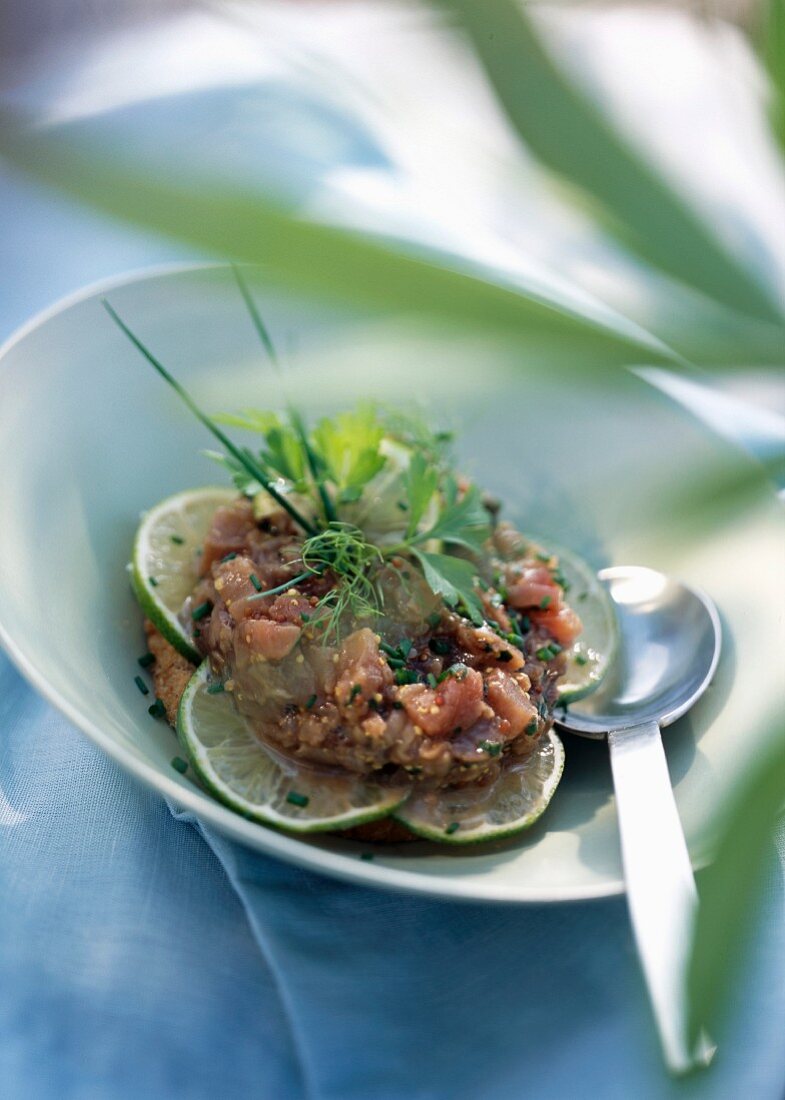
0;261;637;905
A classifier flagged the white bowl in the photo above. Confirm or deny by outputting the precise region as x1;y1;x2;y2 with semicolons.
1;263;782;903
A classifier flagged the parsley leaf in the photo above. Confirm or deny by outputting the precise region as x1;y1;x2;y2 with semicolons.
312;404;386;499
202;450;264;497
214;410;308;488
404;452;439;537
409;548;485;625
417;483;490;552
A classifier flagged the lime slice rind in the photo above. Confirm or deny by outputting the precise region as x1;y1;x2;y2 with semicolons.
131;486;236;661
177;661;409;833
393;731;565;845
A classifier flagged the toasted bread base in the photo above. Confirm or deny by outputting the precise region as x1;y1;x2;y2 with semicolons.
144;621;416;844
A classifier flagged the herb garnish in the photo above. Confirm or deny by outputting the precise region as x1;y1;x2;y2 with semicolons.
106;294;501;638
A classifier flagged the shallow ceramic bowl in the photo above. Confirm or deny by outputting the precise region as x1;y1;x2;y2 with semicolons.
1;264;782;903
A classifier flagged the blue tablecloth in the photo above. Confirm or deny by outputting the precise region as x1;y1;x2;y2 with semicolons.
2;12;785;1095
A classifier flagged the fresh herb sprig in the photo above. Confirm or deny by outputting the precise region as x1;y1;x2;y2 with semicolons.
108;290;493;634
102;300;317;536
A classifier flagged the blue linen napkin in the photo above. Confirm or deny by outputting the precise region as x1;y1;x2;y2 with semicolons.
3;648;785;1099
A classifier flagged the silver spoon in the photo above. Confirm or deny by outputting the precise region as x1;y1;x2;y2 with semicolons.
557;565;721;1074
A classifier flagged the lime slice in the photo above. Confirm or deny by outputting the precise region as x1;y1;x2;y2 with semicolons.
548;545;619;703
177;661;409;832
393;730;565;844
131;486;236;662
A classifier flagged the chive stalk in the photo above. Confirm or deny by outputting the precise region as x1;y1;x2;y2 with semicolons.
102;298;317;535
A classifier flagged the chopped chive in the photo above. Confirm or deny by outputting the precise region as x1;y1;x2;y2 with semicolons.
171;534;185;545
137;652;155;669
427;611;441;628
396;501;408;511
428;637;450;656
360;851;375;861
192;601;213;622
249;573;263;592
479;739;502;757
526;718;538;735
206;682;225;695
245;570;316;602
506;632;524;646
301;612;311;622
578;591;588;601
426;672;438;689
171;756;188;774
286;790;309;808
221;551;238;563
549;642;563;654
148;698;166;718
536;551;551;562
134;675;150;696
445;822;460;835
148;577;159;587
394;669;419;686
536;646;554;661
539;595;552;609
349;683;363;702
380;641;398;657
386;656;406;670
392;701;404;710
575;653;589;666
519;615;531;632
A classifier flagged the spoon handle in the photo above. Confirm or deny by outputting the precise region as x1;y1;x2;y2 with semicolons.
608;720;715;1074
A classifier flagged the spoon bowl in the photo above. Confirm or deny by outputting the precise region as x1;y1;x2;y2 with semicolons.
564;566;722;737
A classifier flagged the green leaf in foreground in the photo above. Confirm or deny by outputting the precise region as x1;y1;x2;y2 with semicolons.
0;107;677;373
759;0;785;155
687;722;785;1044
443;0;783;325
